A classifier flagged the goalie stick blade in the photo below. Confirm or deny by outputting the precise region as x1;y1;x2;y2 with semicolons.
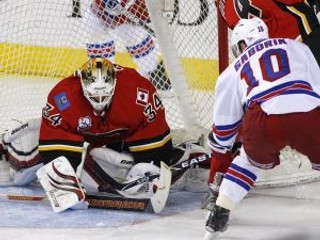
3;193;160;213
6;194;46;201
85;194;151;212
150;161;172;213
86;161;172;214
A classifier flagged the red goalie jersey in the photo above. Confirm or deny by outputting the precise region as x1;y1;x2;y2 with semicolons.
216;0;319;41
39;65;172;170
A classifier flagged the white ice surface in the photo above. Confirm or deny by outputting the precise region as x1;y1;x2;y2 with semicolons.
1;182;320;240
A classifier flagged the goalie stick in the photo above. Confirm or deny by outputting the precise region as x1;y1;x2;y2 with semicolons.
1;161;171;213
86;151;210;195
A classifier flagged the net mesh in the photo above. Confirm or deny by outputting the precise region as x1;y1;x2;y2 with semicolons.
0;0;319;186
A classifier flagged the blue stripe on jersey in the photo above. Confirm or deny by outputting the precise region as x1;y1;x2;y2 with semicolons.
211;119;242;142
126;35;155;59
86;41;115;59
247;80;320;108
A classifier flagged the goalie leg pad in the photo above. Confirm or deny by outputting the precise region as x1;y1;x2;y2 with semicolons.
11;163;43;186
0;155;12;185
89;147;134;182
4;118;42;174
36;156;87;213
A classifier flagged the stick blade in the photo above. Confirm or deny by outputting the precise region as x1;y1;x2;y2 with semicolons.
150;161;172;213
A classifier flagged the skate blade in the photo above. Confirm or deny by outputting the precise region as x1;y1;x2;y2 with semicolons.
203;230;220;240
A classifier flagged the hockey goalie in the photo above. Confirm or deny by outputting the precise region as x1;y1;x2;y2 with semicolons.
0;58;210;213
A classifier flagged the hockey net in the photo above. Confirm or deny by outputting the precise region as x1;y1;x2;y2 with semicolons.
0;0;319;188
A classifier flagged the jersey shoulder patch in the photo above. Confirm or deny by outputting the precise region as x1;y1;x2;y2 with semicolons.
53;91;70;111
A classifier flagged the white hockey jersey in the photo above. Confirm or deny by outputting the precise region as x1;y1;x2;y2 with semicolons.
210;38;320;151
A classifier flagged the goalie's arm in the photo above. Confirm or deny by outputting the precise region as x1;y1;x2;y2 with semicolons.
125;82;174;166
40;100;85;171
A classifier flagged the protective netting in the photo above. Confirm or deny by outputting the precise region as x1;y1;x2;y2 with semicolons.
0;0;218;137
0;0;319;186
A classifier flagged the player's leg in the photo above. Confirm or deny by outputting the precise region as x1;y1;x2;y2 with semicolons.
113;24;171;90
286;107;320;171
201;141;242;211
205;104;286;233
205;151;261;233
200;152;232;211
82;4;116;61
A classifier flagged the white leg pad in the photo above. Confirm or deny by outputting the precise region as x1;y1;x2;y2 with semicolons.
90;147;134;181
12;163;43;186
0;157;12;185
36;156;87;213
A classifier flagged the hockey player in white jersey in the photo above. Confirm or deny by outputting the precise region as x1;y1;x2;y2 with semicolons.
83;0;171;90
204;17;320;237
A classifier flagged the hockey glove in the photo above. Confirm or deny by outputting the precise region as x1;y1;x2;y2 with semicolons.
205;205;230;233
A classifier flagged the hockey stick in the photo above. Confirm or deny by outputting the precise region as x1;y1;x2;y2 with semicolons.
170;152;211;183
88;151;210;196
2;192;151;212
85;159;162;197
113;4;156;37
1;161;171;213
76;141;89;177
89;161;171;213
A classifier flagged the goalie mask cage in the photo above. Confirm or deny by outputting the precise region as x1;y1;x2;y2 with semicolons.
0;0;319;189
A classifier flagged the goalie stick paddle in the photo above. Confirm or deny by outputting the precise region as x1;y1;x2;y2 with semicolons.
1;162;172;213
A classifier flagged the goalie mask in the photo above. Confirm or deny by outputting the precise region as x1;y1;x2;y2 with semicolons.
78;57;116;112
231;17;269;58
